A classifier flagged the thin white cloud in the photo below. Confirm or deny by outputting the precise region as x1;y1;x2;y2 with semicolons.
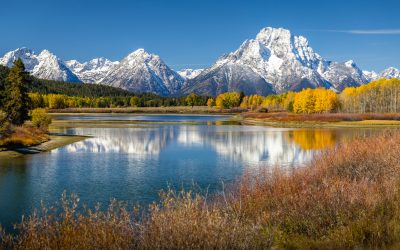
303;29;400;35
346;29;400;34
323;29;400;35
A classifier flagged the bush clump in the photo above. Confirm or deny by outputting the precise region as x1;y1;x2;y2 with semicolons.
0;111;10;137
31;108;52;131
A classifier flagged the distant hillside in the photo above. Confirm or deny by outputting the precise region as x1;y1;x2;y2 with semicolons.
0;65;208;108
0;65;133;98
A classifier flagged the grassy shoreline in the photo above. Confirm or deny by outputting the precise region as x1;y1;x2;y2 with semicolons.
237;112;400;128
47;106;245;114
0;134;88;158
47;109;400;129
240;117;400;128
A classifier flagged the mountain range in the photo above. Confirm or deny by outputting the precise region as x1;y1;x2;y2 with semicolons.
1;27;399;96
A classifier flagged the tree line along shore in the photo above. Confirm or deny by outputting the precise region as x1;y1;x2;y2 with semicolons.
24;78;400;115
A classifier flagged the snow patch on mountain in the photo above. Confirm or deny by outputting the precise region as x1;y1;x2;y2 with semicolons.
66;57;118;83
177;69;203;79
363;70;379;81
320;60;369;91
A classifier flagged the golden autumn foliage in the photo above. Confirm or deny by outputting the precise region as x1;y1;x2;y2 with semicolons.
240;95;263;110
31;108;52;131
207;98;215;108
314;88;338;113
219;81;399;114
340;78;400;113
293;88;338;113
239;89;338;114
261;94;285;111
293;88;315;113
215;92;241;109
27;78;400;114
238;92;295;112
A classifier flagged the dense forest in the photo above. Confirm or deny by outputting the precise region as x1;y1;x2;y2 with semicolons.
0;65;131;97
211;78;400;114
0;65;209;108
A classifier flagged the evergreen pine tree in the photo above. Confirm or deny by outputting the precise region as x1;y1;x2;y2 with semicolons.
0;80;4;108
0;65;9;107
3;59;31;125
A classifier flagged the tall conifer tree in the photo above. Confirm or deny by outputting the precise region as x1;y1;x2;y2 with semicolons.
3;59;31;125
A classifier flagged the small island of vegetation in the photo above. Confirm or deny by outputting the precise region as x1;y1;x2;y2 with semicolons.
0;60;86;157
0;60;52;150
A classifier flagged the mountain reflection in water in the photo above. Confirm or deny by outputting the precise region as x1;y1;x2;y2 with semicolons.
0;120;381;232
53;125;376;168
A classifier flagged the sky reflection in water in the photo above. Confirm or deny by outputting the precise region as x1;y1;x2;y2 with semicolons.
0;115;379;230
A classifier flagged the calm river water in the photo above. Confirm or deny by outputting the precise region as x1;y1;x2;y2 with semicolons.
0;114;381;230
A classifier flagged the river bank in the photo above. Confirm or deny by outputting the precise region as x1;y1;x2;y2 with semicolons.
47;106;245;114
0;134;88;158
238;112;400;128
48;108;400;127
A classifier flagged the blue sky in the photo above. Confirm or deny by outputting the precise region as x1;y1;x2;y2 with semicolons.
1;0;399;71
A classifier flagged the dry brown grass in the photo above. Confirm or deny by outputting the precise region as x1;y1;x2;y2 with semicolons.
230;132;400;248
2;131;400;249
0;126;49;148
242;112;400;123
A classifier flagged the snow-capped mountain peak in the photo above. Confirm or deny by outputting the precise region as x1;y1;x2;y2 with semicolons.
100;49;185;96
0;47;38;71
345;60;356;67
123;48;161;65
189;27;329;94
255;27;291;47
0;48;80;82
253;27;324;68
31;49;80;82
380;67;400;79
184;27;398;95
123;48;156;65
